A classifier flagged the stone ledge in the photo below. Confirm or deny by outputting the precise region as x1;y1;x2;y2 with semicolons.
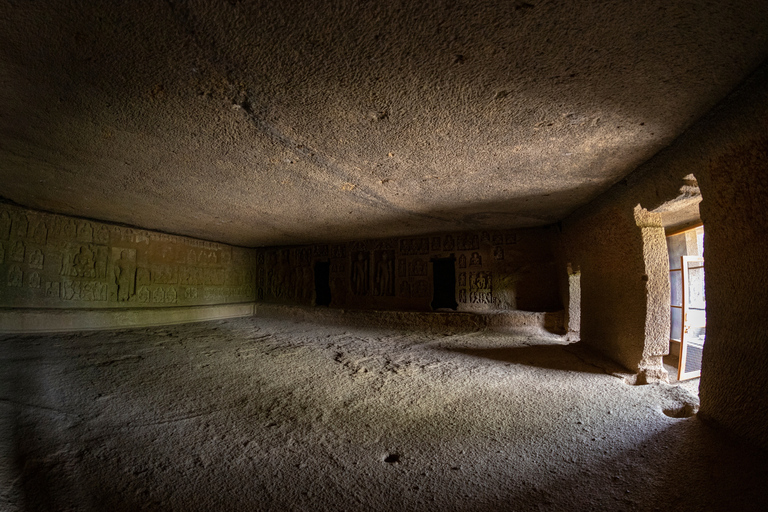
254;303;565;335
0;303;255;334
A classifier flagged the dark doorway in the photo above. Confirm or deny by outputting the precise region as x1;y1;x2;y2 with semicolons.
314;261;331;306
431;257;458;310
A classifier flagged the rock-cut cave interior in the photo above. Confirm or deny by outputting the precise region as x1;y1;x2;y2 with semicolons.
1;1;767;511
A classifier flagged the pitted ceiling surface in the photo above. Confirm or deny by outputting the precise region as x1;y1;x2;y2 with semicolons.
1;1;767;246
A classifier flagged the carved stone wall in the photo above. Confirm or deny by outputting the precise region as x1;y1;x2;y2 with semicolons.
254;227;561;312
0;204;256;309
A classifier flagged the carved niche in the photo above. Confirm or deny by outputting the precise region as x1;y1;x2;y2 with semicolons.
373;250;395;296
0;211;10;240
112;248;137;302
30;221;47;244
7;265;23;287
350;251;370;295
10;241;24;262
409;258;426;277
12;213;28;239
469;271;492;304
28;249;44;269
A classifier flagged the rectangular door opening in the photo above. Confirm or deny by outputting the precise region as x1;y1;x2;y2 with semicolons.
314;261;331;306
431;257;458;311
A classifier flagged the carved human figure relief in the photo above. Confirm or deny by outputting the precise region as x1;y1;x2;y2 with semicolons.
443;235;454;251
399;280;410;298
469;252;482;267
397;259;407;278
12;214;28;239
8;265;22;287
458;272;466;287
165;287;177;303
493;246;504;260
374;251;394;296
28;249;44;269
73;246;96;277
458;289;467;303
351;251;370;295
138;286;150;303
31;222;47;244
45;281;60;298
458;254;466;269
152;287;164;303
410;259;426;277
10;241;24;262
0;211;10;240
94;224;109;244
114;249;137;301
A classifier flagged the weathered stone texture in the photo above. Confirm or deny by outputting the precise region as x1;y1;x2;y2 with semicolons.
0;203;257;310
254;227;561;314
560;63;768;449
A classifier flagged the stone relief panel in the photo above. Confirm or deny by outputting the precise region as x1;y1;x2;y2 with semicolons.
409;258;427;277
0;204;257;309
397;259;407;278
0;211;11;240
413;280;429;298
12;213;28;239
10;241;24;262
399;280;410;298
469;271;492;304
351;251;370;296
249;227;535;312
456;234;479;251
399;238;429;256
373;250;395;296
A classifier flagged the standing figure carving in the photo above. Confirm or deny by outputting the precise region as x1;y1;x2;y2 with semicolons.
374;251;394;296
114;250;136;301
351;252;369;295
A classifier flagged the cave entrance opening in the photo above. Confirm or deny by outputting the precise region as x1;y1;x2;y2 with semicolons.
314;261;331;306
431;257;458;311
667;224;706;381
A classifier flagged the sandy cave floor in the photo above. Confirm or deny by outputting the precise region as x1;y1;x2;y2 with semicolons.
1;316;767;512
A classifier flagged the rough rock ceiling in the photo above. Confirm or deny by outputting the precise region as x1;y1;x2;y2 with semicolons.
1;1;767;247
